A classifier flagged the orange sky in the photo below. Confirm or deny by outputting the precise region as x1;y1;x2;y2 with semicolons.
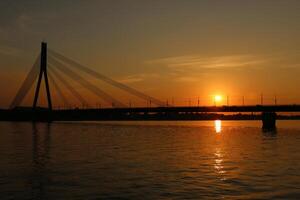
0;1;300;108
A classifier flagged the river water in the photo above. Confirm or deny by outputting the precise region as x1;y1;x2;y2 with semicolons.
0;120;300;199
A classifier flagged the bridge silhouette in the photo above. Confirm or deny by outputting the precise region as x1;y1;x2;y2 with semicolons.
3;43;300;129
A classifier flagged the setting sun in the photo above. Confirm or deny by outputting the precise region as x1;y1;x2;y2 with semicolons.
213;95;223;106
214;95;222;102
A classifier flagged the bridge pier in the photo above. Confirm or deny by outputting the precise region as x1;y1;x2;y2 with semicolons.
262;112;276;131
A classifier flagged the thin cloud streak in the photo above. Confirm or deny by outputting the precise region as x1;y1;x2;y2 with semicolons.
117;73;160;84
145;54;278;83
0;45;22;57
148;54;268;71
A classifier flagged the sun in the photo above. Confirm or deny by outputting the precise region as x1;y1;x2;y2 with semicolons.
214;95;222;102
213;95;223;106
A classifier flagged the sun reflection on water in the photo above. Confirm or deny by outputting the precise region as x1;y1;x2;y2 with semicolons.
215;120;222;133
214;148;226;179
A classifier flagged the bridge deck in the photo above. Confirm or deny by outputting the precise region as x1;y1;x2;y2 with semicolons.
1;105;300;121
55;105;300;113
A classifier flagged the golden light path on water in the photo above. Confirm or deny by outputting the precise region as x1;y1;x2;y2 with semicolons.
213;120;226;181
214;120;222;133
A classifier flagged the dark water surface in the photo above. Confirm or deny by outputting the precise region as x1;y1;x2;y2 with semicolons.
0;120;300;199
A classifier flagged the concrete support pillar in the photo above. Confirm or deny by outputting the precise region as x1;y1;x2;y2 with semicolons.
262;112;276;131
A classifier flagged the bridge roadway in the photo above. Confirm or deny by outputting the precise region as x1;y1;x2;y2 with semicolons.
79;104;300;113
1;105;300;123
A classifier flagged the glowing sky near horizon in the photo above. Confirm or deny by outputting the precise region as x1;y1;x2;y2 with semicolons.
0;0;300;108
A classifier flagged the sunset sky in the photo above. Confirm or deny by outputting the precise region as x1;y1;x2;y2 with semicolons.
0;0;300;108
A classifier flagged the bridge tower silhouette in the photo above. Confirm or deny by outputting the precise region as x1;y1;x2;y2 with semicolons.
33;42;52;110
10;42;166;110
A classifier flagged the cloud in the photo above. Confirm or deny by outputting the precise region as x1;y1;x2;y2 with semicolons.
117;73;160;84
0;12;58;39
148;54;267;72
174;76;200;82
16;14;33;31
145;54;273;83
0;45;21;57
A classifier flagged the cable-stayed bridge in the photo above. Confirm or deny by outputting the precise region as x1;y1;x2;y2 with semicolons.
10;42;166;109
2;43;300;129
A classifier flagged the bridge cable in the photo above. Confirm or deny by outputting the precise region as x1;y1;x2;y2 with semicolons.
48;66;89;107
48;49;166;106
48;71;70;108
48;56;126;108
10;55;40;109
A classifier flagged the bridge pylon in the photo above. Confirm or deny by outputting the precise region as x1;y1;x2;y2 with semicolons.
33;42;52;110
